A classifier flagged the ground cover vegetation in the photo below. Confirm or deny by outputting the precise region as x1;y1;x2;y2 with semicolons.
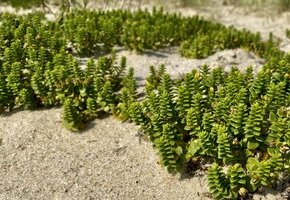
1;7;290;199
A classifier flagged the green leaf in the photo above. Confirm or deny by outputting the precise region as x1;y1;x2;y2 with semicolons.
80;87;87;97
246;157;259;172
269;112;277;123
175;146;183;156
247;140;259;150
186;139;202;159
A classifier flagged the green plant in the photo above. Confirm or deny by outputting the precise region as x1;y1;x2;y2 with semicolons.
276;0;290;11
207;163;237;200
62;98;83;131
155;123;182;172
228;164;248;192
217;124;234;164
243;102;265;152
84;97;98;119
131;63;290;199
286;28;290;40
2;9;290;200
246;155;284;190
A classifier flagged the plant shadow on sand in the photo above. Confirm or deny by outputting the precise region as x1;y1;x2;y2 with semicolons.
0;106;62;117
0;107;113;134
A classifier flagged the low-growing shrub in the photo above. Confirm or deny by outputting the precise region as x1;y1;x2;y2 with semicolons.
129;63;290;198
1;9;290;199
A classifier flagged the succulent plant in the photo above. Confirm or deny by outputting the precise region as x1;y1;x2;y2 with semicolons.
1;9;290;200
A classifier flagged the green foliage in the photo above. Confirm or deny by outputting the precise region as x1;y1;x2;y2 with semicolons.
145;64;166;92
84;97;98;119
132;63;290;199
121;67;137;99
97;81;116;113
6;62;22;96
1;7;276;61
249;70;270;103
180;33;217;59
16;88;36;109
0;75;13;112
227;163;248;191
129;102;150;132
243;102;265;151
264;82;286;113
62;98;82;131
176;84;191;120
55;8;281;58
155;123;182;173
2;9;290;200
114;88;132;121
208;163;249;199
217;125;234;164
158;90;175;123
267;108;290;147
0;12;136;130
246;155;284;190
184;107;201;136
180;26;279;60
286;29;290;39
229;103;247;137
207;163;237;200
199;128;217;157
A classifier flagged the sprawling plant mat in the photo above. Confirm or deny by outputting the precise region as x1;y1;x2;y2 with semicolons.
1;5;290;200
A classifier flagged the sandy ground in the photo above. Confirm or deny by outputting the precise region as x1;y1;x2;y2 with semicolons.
0;109;210;200
1;1;290;200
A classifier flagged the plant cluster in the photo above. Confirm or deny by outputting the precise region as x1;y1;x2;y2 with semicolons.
180;28;280;59
59;8;281;58
1;8;280;59
1;9;290;199
129;62;290;199
0;13;136;130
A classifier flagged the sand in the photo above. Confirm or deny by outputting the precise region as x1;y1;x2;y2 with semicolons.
1;1;290;200
1;109;210;200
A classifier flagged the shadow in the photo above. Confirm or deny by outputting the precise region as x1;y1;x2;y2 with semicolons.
137;91;145;99
96;110;111;120
99;46;170;58
1;107;24;117
178;158;206;181
111;46;127;53
142;49;168;58
82;46;129;60
0;105;110;134
74;46;183;64
77;111;112;133
0;105;62;117
178;170;204;181
258;174;290;200
136;76;144;81
136;76;145;86
78;120;97;133
111;46;171;58
74;49;110;60
91;51;112;60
